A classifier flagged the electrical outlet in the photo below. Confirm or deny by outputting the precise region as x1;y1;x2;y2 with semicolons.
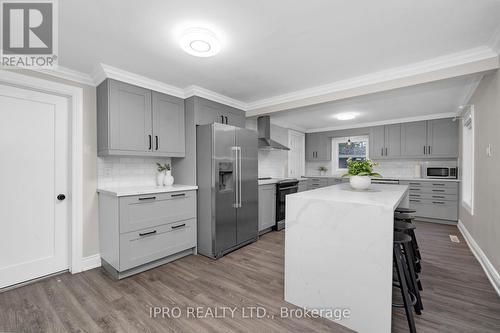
449;235;460;243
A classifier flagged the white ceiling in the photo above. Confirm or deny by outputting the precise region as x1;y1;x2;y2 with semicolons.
60;0;500;103
266;75;481;132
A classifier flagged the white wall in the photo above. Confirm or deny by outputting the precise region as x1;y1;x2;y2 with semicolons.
459;68;500;274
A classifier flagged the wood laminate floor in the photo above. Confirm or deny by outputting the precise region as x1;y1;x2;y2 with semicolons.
1;222;499;332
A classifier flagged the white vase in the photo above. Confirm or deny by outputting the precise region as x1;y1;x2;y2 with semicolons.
156;172;165;186
350;175;371;190
163;170;174;186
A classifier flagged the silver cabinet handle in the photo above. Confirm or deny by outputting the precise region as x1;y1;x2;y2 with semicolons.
238;146;242;207
232;146;240;208
428;145;432;154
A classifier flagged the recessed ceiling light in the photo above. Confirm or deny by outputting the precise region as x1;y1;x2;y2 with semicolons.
179;27;221;57
335;112;357;120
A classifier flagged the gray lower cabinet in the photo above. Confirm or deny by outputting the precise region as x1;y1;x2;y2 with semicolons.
97;79;185;157
400;180;458;222
98;190;197;279
307;177;328;189
258;184;276;233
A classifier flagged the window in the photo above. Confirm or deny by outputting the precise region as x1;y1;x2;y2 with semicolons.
461;106;474;215
331;136;369;173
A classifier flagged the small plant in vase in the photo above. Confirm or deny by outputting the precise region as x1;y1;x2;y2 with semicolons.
156;163;174;186
342;158;381;190
318;166;328;175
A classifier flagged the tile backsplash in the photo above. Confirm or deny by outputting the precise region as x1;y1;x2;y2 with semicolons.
258;150;288;178
98;156;172;188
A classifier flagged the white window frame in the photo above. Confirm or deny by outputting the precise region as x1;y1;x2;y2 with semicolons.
331;136;370;174
461;106;475;215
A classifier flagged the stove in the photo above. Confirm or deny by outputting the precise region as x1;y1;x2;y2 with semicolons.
275;178;299;230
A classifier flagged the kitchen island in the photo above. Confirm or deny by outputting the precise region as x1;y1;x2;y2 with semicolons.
284;183;409;333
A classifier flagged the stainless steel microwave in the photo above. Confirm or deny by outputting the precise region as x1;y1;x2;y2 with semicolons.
422;166;458;179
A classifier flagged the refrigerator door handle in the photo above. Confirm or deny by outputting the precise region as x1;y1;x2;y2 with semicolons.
238;146;242;208
232;146;239;208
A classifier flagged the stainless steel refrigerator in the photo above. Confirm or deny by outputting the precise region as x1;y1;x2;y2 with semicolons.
196;123;258;259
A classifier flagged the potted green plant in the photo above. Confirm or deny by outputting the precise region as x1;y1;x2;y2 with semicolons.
318;166;328;176
342;157;381;190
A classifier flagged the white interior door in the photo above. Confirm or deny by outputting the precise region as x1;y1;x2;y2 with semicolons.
288;130;305;177
0;84;69;289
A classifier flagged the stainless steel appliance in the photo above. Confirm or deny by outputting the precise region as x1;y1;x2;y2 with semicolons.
196;123;258;259
275;179;299;230
257;116;290;150
422;164;458;179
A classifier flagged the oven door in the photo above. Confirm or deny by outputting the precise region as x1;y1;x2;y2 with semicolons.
426;167;450;178
276;185;298;230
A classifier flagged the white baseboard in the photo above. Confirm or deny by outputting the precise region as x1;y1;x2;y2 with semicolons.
81;254;101;272
458;220;500;297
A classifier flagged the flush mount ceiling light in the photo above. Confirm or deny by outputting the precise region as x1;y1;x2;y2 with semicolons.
335;112;357;121
179;27;221;57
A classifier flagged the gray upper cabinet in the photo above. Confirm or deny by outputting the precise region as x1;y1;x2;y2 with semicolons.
306;133;331;161
152;92;185;157
97;79;185;157
195;97;245;128
426;118;458;157
370;126;385;159
401;121;428;157
401;119;458;158
370;124;401;159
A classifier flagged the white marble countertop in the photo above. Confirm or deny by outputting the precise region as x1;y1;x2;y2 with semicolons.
304;175;460;182
289;182;409;210
97;184;198;197
285;182;410;332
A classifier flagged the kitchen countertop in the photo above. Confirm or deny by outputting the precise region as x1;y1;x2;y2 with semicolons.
304;175;460;182
285;183;410;332
97;184;198;197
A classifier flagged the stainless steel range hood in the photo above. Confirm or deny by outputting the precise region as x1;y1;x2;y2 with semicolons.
257;116;290;151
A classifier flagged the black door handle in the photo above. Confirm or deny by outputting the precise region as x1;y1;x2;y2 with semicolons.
225;116;228;124
139;230;157;237
57;194;66;201
171;223;186;229
155;136;159;150
220;115;224;123
148;135;152;150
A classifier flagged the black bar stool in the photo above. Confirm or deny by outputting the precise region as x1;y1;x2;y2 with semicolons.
394;217;422;272
393;232;418;333
395;207;416;214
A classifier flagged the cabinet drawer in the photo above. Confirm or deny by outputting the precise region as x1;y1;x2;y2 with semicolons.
409;199;458;221
119;218;196;271
408;192;457;202
421;181;458;189
308;178;328;188
119;191;196;233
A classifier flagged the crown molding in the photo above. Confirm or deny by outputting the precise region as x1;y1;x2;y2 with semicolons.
184;85;246;110
306;112;458;133
92;63;185;98
269;119;307;133
30;66;96;86
245;46;499;116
